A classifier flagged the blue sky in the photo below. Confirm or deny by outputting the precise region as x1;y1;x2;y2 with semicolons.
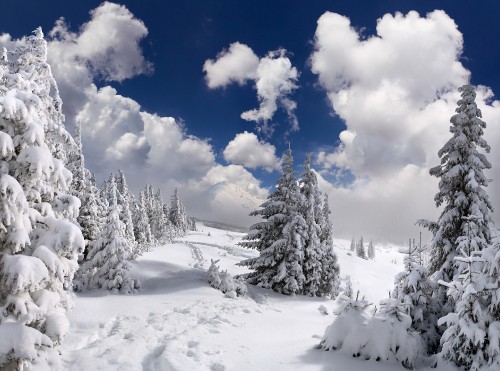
1;1;499;243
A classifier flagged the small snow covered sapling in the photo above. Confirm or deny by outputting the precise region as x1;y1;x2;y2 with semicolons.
207;259;247;297
321;291;371;353
208;259;222;289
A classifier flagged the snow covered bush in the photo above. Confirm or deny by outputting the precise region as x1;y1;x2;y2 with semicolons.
0;28;84;369
321;294;425;369
208;259;247;298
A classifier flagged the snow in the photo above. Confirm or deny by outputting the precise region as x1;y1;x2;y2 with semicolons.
0;323;53;366
0;254;49;293
56;223;458;370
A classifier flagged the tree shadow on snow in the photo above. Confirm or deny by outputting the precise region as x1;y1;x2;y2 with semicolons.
129;259;210;296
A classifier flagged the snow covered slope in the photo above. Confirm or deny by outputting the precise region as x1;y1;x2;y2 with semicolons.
60;224;453;371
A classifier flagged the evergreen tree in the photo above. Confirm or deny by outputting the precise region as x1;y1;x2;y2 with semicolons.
151;189;172;243
392;239;439;353
133;189;153;251
368;240;375;260
300;155;324;296
83;175;138;293
318;193;340;297
350;237;356;252
419;84;492;303
357;236;366;259
113;171;136;248
417;85;494;366
238;149;306;295
438;216;493;370
169;188;189;237
70;121;102;256
0;29;84;369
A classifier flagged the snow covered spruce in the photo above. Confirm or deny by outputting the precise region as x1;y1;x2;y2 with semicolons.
0;29;84;369
238;149;340;297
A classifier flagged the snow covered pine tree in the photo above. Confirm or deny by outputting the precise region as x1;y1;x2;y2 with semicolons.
421;85;496;369
0;29;84;369
300;155;340;297
238;149;307;295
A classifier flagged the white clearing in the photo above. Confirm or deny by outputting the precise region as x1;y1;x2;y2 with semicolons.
60;223;456;371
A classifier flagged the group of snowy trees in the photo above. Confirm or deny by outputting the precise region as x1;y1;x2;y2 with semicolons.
0;29;193;369
350;236;375;260
73;168;193;292
322;84;500;370
239;151;340;298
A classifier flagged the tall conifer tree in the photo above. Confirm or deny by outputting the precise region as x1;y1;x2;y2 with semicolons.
239;149;306;295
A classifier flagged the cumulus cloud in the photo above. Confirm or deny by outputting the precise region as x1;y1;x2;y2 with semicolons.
203;42;259;88
223;131;281;172
310;10;500;243
204;44;299;133
142;112;215;181
49;1;152;83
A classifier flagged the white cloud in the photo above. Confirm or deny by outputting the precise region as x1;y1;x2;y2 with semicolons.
75;85;148;177
49;1;152;83
142;112;215;181
240;49;299;131
204;44;299;132
203;42;259;88
223;131;281;172
310;10;500;244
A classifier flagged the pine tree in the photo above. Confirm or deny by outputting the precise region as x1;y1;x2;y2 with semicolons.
368;240;375;260
419;84;492;301
238;149;306;295
152;189;172;243
133;189;153;251
70;121;103;254
479;235;500;368
357;236;366;259
169;188;188;237
350;237;356;252
318;193;340;297
113;171;136;248
392;239;439;352
300;155;324;296
418;85;494;366
83;175;138;293
0;29;84;369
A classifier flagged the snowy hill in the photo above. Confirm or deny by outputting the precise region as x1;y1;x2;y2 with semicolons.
196;182;264;229
60;223;452;370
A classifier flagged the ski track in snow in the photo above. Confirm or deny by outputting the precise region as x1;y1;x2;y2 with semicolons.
179;240;254;259
186;242;207;269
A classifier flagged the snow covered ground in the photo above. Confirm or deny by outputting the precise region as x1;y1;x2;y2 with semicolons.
60;224;453;370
